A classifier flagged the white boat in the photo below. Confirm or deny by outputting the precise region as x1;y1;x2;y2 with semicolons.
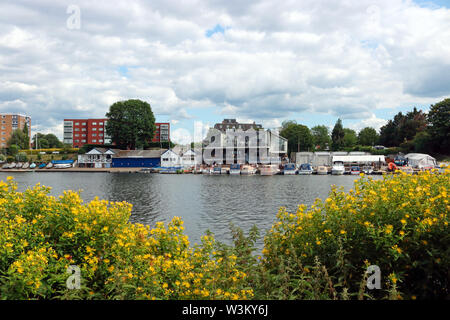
54;163;72;169
72;160;78;168
46;162;53;169
211;166;221;175
22;162;30;169
298;163;313;175
331;161;345;175
316;166;328;175
9;162;16;169
283;163;297;175
221;167;229;175
229;164;241;175
29;163;36;169
201;167;211;175
2;163;10;169
260;164;280;176
16;162;23;169
362;165;373;174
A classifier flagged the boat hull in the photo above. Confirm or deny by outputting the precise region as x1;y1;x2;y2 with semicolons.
298;170;312;175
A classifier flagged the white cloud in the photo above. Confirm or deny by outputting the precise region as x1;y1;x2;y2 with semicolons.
0;0;449;141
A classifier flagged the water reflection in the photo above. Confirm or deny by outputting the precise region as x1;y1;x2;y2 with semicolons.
0;172;373;248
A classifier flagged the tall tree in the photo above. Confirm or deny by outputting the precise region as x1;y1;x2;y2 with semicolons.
331;119;345;151
22;124;30;148
427;98;450;154
106;99;156;150
311;125;331;150
358;127;379;146
280;122;313;155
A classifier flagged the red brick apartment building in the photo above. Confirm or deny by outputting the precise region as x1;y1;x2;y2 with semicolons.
1;113;31;149
63;119;170;148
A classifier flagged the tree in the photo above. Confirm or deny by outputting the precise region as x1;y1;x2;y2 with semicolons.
280;122;313;155
22;124;30;149
343;128;357;148
379;108;427;147
311;125;331;150
427;98;450;154
413;131;432;154
106;99;156;150
331;119;345;151
7;129;27;149
358;127;379;146
32;133;63;149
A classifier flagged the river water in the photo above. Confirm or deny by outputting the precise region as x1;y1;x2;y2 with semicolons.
0;172;375;248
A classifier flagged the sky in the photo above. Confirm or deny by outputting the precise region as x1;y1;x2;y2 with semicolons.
0;0;449;145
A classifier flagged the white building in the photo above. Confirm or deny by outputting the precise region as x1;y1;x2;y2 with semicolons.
78;148;118;168
181;149;198;168
160;149;181;167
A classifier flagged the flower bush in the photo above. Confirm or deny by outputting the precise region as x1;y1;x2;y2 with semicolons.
261;169;449;299
0;177;252;300
0;168;448;300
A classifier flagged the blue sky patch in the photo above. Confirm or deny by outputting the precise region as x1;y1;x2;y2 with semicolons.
205;24;229;37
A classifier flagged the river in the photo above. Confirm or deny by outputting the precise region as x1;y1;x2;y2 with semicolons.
0;172;376;248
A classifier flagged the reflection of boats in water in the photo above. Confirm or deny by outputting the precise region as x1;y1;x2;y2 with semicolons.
316;166;328;175
331;161;345;175
241;165;257;175
260;164;280;176
229;164;241;175
283;163;297;175
298;163;313;175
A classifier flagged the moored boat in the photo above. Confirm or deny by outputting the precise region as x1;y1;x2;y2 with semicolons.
29;163;37;169
211;166;221;175
260;164;280;176
22;162;30;169
362;165;373;174
283;163;297;175
46;162;53;169
241;165;257;175
221;167;229;175
229;164;241;175
2;163;10;169
16;162;23;169
316;166;328;175
331;161;345;175
38;163;47;169
298;163;313;175
350;166;361;175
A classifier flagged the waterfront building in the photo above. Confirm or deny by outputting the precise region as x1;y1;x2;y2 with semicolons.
181;149;198;168
77;147;119;168
160;149;181;167
202;119;287;165
0;113;31;149
111;149;166;168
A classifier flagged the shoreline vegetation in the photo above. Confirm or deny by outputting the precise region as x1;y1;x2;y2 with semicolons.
0;168;448;300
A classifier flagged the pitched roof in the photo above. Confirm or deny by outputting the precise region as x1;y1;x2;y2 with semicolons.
115;149;168;158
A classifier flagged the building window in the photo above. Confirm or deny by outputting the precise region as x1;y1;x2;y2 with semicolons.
92;133;97;136
82;139;86;143
99;128;103;131
75;122;79;125
99;122;103;125
99;139;103;143
75;134;79;137
92;127;97;131
75;128;79;131
82;128;86;131
92;139;97;143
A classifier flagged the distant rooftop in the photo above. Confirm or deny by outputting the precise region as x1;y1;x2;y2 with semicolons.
214;119;263;132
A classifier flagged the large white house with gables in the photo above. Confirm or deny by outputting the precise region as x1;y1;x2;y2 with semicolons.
77;147;119;168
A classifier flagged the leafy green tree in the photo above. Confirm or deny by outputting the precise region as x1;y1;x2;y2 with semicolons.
8;144;20;156
331;119;345;151
379;108;427;147
358;127;379;146
280;121;313;155
311;125;331;150
427;98;450;154
343;128;358;148
7;129;28;149
413;131;432;154
106;99;156;150
44;134;63;148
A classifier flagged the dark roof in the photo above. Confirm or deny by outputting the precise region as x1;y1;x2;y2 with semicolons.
114;149;168;158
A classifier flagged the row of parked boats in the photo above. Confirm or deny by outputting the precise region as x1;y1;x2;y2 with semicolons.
1;161;77;170
200;162;379;176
